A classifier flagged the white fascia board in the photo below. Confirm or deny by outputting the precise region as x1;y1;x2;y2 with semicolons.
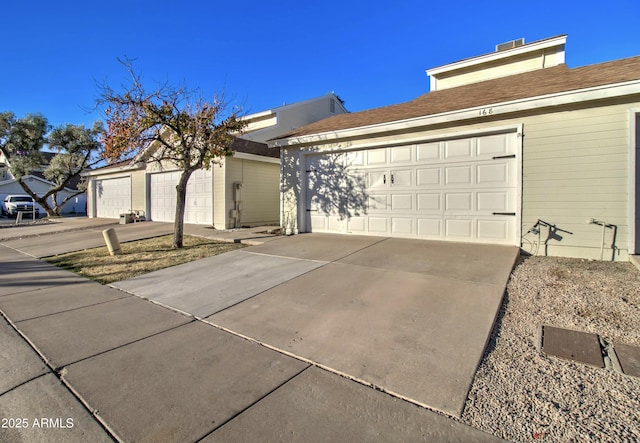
82;163;144;177
0;176;81;193
426;35;567;77
2;174;84;193
269;80;640;148
232;152;280;164
241;109;276;122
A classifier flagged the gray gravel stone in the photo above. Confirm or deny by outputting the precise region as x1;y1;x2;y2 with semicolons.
460;256;640;442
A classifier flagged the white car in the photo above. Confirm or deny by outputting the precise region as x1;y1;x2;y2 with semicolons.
2;195;40;218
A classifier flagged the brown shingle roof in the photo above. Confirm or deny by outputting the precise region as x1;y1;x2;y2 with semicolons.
276;56;640;139
232;138;278;158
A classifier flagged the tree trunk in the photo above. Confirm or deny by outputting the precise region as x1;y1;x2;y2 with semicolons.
173;169;194;248
16;178;57;217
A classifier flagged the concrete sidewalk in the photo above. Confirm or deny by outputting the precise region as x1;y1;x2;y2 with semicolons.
0;217;281;258
0;232;506;441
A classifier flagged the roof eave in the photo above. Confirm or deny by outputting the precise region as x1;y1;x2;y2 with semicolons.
268;79;640;148
81;162;145;177
426;34;567;77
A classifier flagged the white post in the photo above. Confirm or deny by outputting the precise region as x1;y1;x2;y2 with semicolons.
102;228;122;256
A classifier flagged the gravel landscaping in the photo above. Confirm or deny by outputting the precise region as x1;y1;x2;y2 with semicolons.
461;255;640;442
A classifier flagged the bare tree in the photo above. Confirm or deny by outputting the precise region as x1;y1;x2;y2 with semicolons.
98;61;246;248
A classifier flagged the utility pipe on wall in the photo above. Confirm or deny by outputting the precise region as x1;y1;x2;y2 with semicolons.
588;218;616;261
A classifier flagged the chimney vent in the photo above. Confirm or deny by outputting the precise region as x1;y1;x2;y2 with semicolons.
496;38;525;52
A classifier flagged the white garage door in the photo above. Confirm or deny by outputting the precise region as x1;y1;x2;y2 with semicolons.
305;132;518;245
95;177;131;219
150;169;213;224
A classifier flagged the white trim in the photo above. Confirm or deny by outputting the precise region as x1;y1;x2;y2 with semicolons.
82;163;143;177
241;109;275;121
516;124;524;247
297;125;522;245
233;152;280;164
91;173;133;218
269;80;640;148
426;35;566;77
298;150;307;233
0;174;79;193
630;109;640;255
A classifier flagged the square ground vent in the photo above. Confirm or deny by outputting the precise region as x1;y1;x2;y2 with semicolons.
614;343;640;378
541;325;604;368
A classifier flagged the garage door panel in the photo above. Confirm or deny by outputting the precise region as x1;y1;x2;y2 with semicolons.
417;194;441;211
391;169;412;187
445;139;473;160
445;165;473;185
391;218;412;234
390;145;412;164
368;217;388;233
477;219;511;241
309;215;327;230
417;168;440;186
477;163;509;185
445;193;473;211
367;149;387;165
303;132;518;245
477;192;509;212
368;195;388;211
476;134;511;157
417;218;442;237
446;219;473;238
367;171;387;188
391;194;413;210
347;216;366;233
95;177;131;219
328;216;344;231
345;151;364;166
417;142;440;161
150;170;212;224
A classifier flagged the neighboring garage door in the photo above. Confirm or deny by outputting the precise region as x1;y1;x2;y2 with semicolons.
305;132;518;245
95;177;131;219
149;169;213;224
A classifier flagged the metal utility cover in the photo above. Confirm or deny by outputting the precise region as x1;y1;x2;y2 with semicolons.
614;343;640;378
541;325;604;367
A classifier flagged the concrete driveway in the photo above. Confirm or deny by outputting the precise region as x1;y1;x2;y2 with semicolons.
1;222;512;441
114;233;519;417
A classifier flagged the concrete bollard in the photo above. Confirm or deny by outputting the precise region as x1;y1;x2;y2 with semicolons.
102;228;122;256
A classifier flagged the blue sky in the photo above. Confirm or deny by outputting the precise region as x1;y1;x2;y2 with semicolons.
2;0;639;129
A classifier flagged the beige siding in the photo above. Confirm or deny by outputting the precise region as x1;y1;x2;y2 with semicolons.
635;112;640;254
281;99;639;261
213;163;226;228
223;158;279;228
131;170;146;213
521;104;632;260
436;48;563;90
243;96;345;142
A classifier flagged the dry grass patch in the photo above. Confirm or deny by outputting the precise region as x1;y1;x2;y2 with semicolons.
45;235;244;284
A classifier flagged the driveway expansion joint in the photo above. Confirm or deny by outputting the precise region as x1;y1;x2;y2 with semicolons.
198;316;462;419
193;365;313;442
47;320;197;372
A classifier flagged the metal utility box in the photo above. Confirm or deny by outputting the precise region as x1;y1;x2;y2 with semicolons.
120;213;134;224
